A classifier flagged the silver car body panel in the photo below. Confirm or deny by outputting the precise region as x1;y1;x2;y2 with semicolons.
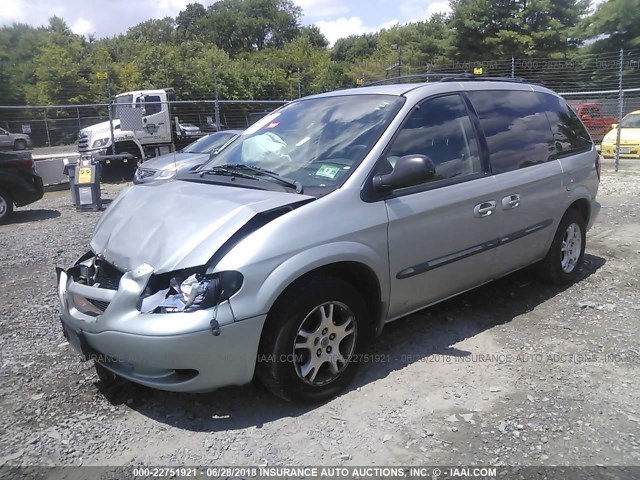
90;180;314;273
57;80;601;392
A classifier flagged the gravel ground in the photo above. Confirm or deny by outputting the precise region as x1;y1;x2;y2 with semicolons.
0;160;639;468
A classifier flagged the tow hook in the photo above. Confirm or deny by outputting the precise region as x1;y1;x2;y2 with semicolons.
210;319;221;336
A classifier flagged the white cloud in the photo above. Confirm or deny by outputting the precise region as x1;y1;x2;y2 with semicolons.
0;0;26;23
400;0;451;23
71;18;95;36
316;16;401;46
155;0;191;17
294;0;349;19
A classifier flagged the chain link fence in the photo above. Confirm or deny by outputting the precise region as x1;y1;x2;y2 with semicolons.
1;49;639;171
0;100;285;151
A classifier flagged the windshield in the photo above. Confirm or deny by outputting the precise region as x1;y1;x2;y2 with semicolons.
113;95;133;119
198;94;404;192
182;132;238;154
620;114;640;128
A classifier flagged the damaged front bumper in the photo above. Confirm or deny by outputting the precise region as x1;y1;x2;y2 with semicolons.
56;257;266;393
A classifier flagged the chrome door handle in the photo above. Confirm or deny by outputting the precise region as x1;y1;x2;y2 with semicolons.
474;201;496;217
502;194;521;210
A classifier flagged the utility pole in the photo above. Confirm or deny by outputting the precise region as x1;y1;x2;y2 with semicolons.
297;66;302;98
391;44;402;77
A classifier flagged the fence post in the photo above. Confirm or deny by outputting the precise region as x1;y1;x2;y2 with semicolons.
106;72;116;155
43;110;51;147
615;48;624;173
511;57;515;78
212;64;221;130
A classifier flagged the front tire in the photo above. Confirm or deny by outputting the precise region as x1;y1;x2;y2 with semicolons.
535;208;586;285
257;276;371;403
0;190;13;224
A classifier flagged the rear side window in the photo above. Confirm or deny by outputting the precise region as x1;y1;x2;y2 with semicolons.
536;93;592;156
467;90;555;174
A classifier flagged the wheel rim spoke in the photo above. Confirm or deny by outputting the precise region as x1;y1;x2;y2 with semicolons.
292;301;357;386
560;222;582;273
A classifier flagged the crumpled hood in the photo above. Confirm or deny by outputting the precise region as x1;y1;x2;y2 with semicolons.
138;152;209;172
90;181;312;273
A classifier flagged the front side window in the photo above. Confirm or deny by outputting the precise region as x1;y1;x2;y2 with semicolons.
382;94;483;184
198;94;404;194
468;90;555;174
536;92;592;156
144;95;162;115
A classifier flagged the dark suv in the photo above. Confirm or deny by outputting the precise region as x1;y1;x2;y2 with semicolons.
0;151;44;223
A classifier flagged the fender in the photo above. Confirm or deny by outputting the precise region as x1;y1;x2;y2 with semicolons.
222;241;390;331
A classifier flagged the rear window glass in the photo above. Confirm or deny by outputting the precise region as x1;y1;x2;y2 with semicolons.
536;93;592;156
467;90;555;174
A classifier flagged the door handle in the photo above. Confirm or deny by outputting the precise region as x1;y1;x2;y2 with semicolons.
502;194;521;210
474;201;496;217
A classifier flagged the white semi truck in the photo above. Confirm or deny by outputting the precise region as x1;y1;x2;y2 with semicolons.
77;88;200;174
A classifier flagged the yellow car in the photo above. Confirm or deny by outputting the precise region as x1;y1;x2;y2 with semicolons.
600;110;640;158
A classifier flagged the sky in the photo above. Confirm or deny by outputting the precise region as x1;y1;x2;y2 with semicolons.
0;0;452;46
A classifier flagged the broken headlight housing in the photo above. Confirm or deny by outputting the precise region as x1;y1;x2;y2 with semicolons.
140;270;243;313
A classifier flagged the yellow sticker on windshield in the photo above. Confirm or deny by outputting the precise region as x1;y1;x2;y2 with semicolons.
316;165;340;179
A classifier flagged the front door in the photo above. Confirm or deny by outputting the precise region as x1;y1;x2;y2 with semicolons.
383;94;501;319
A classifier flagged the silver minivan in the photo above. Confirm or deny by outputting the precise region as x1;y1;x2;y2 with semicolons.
57;78;600;402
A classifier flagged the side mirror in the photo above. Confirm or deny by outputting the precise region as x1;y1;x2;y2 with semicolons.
611;123;618;129
373;155;436;193
209;148;220;159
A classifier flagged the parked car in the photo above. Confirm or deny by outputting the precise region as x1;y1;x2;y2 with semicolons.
0;151;44;223
133;130;242;184
570;103;617;144
56;78;600;402
600;110;640;159
0;127;32;151
177;123;202;138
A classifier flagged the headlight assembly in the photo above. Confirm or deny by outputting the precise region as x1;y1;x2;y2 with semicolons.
91;138;110;148
140;271;243;313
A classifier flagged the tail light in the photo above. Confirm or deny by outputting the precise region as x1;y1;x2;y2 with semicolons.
595;153;602;181
3;153;33;170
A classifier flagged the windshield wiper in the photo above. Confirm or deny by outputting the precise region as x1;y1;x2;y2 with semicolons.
200;164;303;193
198;166;261;182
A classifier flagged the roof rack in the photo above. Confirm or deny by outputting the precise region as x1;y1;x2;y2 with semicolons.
363;72;534;87
364;73;457;87
438;73;528;83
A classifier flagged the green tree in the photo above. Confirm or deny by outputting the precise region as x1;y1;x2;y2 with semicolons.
202;0;301;55
585;0;640;51
176;3;208;42
449;0;588;59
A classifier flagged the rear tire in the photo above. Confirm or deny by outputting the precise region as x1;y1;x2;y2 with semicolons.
257;275;371;403
0;190;13;224
14;139;26;151
535;208;586;285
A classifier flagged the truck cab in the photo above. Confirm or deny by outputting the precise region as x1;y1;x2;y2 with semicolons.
77;88;176;166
